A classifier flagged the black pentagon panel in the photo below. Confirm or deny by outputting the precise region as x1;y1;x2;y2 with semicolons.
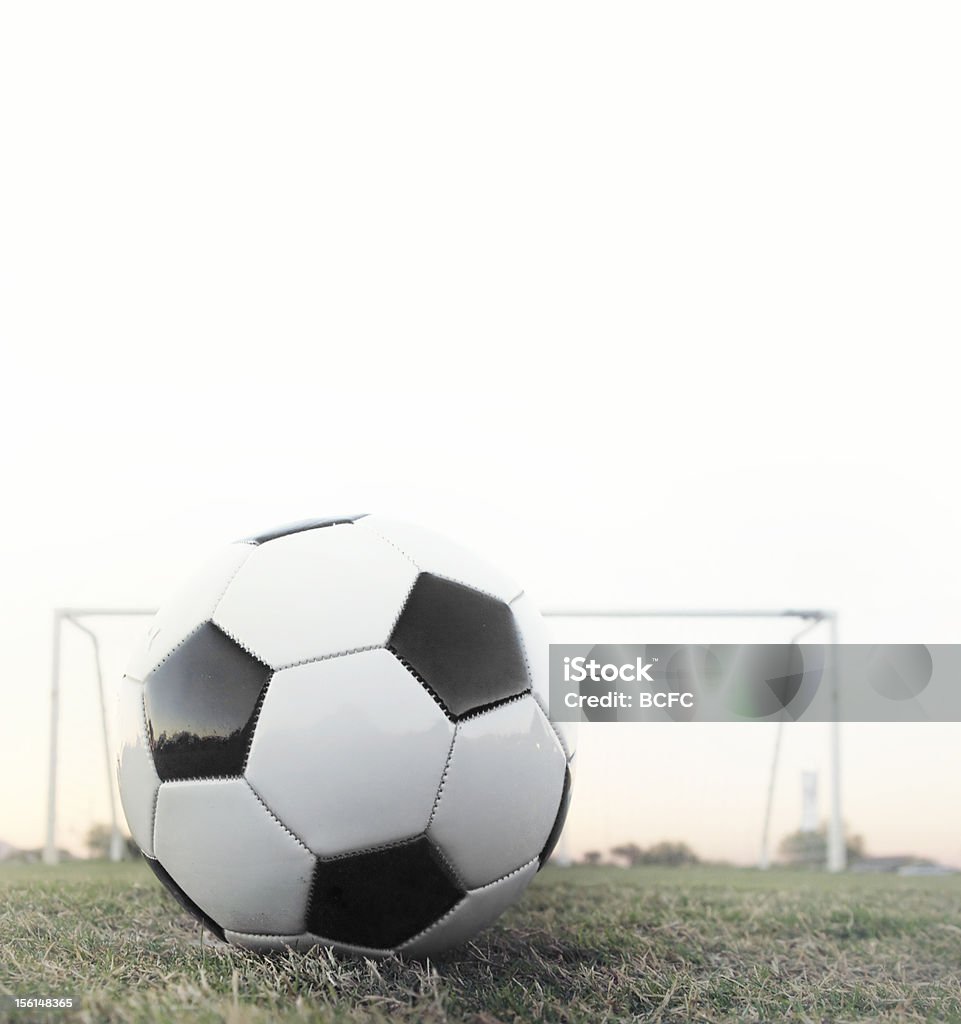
143;854;226;941
144;622;272;781
538;765;572;868
388;573;530;719
307;837;464;949
240;515;368;545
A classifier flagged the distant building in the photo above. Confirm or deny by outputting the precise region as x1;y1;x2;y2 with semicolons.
0;840;75;864
851;855;957;874
897;863;958;877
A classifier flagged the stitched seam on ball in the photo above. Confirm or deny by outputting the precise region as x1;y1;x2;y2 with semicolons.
401;909;460;951
272;643;382;672
529;690;570;759
315;833;425;863
385;570;421;645
429;839;467;891
306;935;392;957
241;674;275;775
355;522;517;606
158;773;245;785
355;522;422;573
514;622;569;757
429;572;513;605
426;726;458;829
401;857;537;948
456;690;531;723
513;611;535;690
147;621;205;675
399;893;468;950
225;930;308;941
386;646;454;722
209;619;270;667
469;855;539;894
210;546;255;619
243;778;313;857
303;845;323;933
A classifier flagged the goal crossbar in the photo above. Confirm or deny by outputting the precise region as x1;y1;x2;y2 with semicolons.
44;608;157;865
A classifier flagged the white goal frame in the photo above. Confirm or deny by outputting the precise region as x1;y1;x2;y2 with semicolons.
542;607;844;873
44;608;156;865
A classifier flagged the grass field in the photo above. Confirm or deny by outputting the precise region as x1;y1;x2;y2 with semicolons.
1;860;960;1024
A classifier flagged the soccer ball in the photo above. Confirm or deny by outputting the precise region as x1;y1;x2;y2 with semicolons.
116;515;575;956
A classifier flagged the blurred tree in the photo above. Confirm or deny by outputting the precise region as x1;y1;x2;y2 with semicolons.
610;843;645;866
85;824;139;860
611;841;700;867
644;841;699;866
582;851;602;866
86;823;112;859
778;826;864;867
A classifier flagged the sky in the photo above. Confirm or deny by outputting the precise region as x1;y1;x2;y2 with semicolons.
1;2;959;867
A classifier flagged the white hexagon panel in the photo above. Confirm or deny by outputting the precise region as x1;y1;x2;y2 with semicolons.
213;523;417;668
355;516;522;603
246;648;454;856
428;696;567;888
152;778;315;935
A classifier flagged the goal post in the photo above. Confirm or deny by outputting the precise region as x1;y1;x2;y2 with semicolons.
541;608;845;873
44;608;156;866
